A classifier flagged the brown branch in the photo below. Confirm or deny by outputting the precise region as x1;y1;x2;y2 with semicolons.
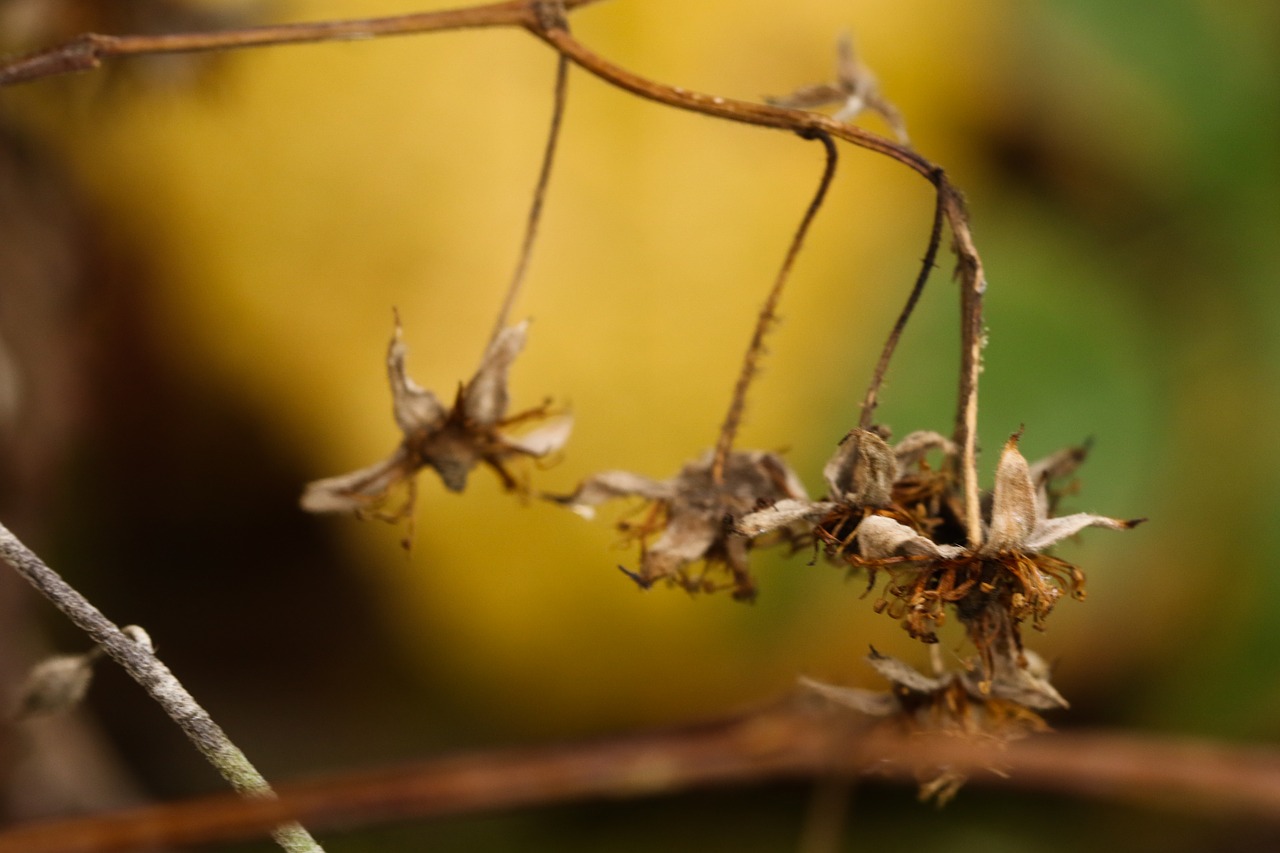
0;0;605;87
858;174;946;431
711;130;838;484
532;27;985;533
4;704;1279;852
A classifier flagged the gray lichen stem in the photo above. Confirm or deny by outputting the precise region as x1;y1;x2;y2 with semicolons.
487;50;570;348
0;521;324;853
710;130;838;484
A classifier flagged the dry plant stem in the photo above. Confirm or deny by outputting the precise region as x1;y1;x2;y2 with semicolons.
0;0;988;542
710;131;838;484
0;0;605;86
8;707;1280;853
0;522;324;853
487;50;570;347
858;177;945;430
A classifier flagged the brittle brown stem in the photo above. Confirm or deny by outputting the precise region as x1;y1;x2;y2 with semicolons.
488;49;570;348
7;707;1280;852
711;130;838;484
858;177;945;431
0;0;604;86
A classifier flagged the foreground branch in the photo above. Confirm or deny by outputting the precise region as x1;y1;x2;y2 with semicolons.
3;703;1278;852
0;523;323;853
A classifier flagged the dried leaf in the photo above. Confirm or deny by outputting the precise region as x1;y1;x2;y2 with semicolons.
13;652;97;719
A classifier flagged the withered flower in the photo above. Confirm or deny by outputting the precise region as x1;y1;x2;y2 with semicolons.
736;428;954;548
802;647;1057;804
301;314;571;521
552;450;808;601
766;32;910;145
853;431;1142;689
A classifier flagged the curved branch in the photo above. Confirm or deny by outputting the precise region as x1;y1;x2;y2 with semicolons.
3;705;1278;852
712;130;838;483
0;0;989;542
0;0;605;87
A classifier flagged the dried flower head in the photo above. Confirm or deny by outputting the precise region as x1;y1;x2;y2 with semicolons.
552;450;809;601
802;647;1056;804
849;430;1142;688
767;32;909;145
301;314;571;523
736;427;955;549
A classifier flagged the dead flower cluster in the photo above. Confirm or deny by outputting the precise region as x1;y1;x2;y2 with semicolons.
301;314;571;527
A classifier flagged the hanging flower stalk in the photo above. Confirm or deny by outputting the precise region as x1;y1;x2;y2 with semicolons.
550;131;839;601
302;46;573;532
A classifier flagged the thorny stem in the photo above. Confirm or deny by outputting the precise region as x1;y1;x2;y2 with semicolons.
858;176;945;430
487;42;570;347
711;131;838;484
0;1;987;528
0;522;324;853
7;706;1280;852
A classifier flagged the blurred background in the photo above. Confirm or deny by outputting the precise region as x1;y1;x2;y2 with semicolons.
0;0;1277;849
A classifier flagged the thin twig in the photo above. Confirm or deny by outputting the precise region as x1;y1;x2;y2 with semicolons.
5;705;1280;853
858;176;945;430
0;0;605;87
0;522;324;853
488;50;570;347
711;130;838;484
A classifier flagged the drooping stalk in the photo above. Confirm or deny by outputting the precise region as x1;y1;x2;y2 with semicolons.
711;130;838;484
487;50;570;347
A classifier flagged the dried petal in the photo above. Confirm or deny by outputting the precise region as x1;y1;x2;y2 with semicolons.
766;82;848;111
1024;512;1144;553
552;470;674;520
640;509;720;584
736;498;835;537
503;414;574;457
300;449;414;514
893;430;957;470
857;515;961;560
1027;442;1089;490
970;648;1069;711
823;429;897;506
798;675;899;716
983;433;1038;554
867;648;949;694
710;450;808;507
463;322;527;426
768;32;909;145
388;317;446;433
